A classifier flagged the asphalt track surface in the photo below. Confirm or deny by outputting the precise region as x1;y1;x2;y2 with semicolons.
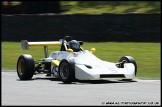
1;72;161;106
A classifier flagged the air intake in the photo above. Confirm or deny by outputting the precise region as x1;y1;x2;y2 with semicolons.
100;74;125;78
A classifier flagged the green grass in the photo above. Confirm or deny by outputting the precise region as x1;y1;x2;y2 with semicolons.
1;42;160;80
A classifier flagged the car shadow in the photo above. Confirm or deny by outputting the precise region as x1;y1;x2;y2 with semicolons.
16;77;60;81
17;77;137;84
58;79;137;85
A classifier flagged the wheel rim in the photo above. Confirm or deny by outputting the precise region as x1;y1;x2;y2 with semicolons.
60;62;69;80
18;59;25;75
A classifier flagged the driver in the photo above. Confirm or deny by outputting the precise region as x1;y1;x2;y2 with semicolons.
69;40;81;52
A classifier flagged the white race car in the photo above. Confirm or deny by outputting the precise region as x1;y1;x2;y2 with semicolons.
17;36;137;83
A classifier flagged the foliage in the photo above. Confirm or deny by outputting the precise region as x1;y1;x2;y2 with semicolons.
60;1;161;14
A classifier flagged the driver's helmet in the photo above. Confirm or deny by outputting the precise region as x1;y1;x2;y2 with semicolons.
69;40;80;52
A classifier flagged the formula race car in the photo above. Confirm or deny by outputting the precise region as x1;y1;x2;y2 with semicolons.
17;36;137;83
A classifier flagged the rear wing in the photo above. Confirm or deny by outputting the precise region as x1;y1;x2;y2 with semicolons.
21;40;61;58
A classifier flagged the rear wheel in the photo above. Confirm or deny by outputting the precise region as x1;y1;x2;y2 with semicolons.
58;59;75;83
17;54;35;80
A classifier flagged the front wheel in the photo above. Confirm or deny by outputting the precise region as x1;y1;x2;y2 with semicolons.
17;54;35;80
58;59;75;83
119;56;137;76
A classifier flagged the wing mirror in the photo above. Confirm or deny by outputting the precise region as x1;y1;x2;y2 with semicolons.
90;48;96;53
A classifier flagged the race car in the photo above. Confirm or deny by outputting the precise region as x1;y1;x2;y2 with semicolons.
17;36;137;83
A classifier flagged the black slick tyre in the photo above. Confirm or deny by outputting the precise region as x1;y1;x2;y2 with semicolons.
17;54;35;80
58;59;75;83
119;56;137;81
119;56;137;76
